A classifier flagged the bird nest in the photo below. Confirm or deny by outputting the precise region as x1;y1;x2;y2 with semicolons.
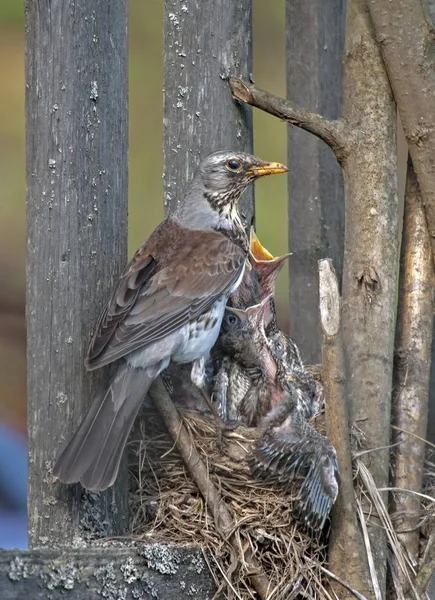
129;406;355;599
128;398;435;600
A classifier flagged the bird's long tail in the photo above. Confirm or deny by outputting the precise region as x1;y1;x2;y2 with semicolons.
53;363;155;492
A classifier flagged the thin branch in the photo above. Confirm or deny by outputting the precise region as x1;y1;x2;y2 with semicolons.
319;259;372;598
356;499;383;600
391;425;435;451
147;377;271;599
391;157;435;580
228;77;352;163
378;488;435;504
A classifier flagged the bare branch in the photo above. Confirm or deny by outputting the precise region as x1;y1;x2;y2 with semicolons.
228;77;352;163
391;157;435;587
147;377;271;599
319;259;372;599
367;0;435;264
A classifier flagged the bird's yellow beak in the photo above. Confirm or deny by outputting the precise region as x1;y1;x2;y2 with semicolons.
246;161;288;178
250;228;275;260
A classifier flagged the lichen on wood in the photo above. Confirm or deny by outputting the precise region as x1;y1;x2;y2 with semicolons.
1;545;217;600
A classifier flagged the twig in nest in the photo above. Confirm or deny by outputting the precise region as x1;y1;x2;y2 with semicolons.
357;461;419;599
356;499;383;600
147;377;271;599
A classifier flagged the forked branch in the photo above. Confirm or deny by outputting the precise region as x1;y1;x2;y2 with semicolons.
228;77;352;163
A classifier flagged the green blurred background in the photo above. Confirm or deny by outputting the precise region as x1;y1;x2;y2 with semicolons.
0;1;289;433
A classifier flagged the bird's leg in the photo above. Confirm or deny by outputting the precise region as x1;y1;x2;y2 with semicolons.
190;357;237;442
190;357;225;422
212;359;230;421
190;356;207;389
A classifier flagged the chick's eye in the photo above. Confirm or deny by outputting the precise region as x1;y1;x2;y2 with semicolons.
223;312;240;330
226;158;241;171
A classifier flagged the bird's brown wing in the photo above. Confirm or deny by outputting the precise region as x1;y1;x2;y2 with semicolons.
86;218;246;369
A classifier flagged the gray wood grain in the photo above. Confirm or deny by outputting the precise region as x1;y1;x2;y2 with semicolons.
25;0;129;545
163;0;254;224
1;545;218;600
286;0;345;363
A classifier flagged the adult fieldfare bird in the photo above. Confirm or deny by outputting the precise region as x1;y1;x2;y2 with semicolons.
53;151;287;491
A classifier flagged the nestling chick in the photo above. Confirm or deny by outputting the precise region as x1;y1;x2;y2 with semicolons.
213;295;278;426
250;385;340;535
249;230;324;417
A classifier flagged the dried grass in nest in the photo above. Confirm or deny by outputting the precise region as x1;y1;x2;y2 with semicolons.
129;408;435;599
130;408;332;599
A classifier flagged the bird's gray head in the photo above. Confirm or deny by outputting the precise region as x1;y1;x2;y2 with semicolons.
176;151;287;232
195;151;287;211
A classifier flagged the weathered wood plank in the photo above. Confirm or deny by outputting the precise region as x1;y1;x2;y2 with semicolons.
25;0;129;544
286;0;345;363
1;544;218;600
163;0;254;222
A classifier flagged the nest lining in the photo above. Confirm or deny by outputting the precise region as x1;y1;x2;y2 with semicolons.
129;407;435;600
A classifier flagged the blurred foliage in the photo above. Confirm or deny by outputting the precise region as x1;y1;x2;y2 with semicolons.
0;0;289;427
0;1;22;24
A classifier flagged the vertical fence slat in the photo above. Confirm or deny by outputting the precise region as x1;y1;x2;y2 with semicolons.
286;0;345;364
163;0;254;221
26;0;128;545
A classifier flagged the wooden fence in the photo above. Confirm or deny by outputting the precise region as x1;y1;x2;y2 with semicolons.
2;0;435;598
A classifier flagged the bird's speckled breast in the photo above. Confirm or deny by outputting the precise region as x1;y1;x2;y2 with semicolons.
173;261;246;364
172;296;228;364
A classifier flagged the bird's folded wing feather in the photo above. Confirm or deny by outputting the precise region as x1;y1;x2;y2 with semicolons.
86;218;246;369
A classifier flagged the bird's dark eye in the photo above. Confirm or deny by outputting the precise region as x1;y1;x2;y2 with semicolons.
222;312;240;330
226;158;241;171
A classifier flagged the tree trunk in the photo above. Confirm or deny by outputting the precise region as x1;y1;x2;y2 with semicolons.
25;0;129;545
286;0;345;364
341;1;398;595
423;0;435;446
